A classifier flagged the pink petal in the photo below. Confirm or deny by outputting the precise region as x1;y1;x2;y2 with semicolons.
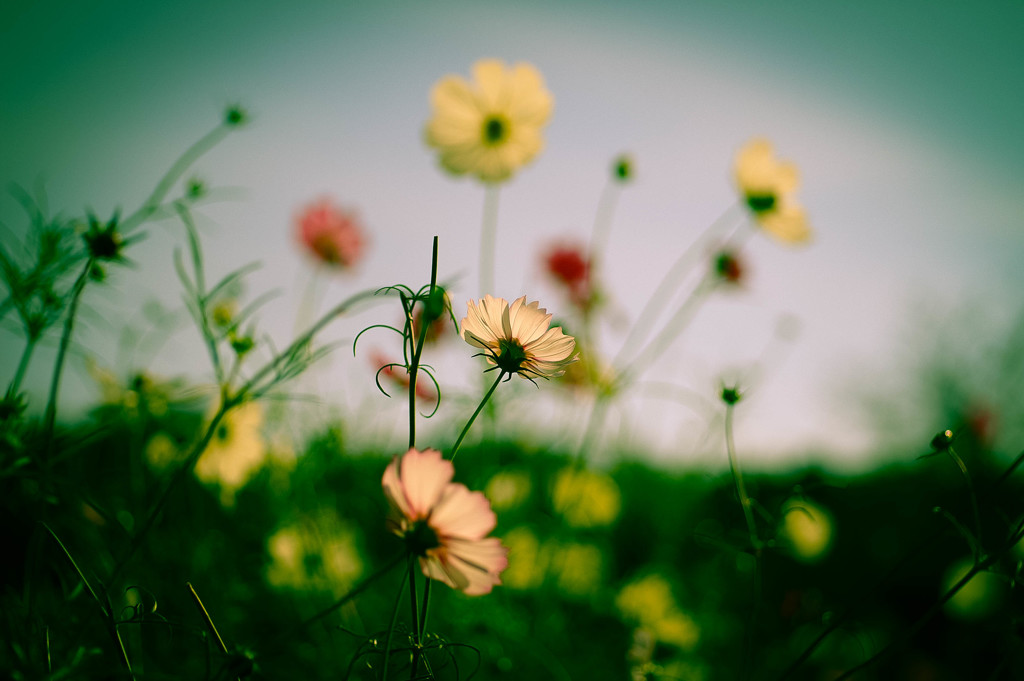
430;484;497;540
398;448;453;518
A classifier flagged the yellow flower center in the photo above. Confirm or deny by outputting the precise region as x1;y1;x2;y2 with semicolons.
481;115;510;145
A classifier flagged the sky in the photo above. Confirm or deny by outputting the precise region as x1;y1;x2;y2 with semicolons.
2;0;1022;470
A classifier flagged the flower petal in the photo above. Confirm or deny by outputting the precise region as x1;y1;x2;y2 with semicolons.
398;448;453;518
430;484;497;540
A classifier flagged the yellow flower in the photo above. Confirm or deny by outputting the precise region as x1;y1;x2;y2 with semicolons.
734;138;811;244
616;573;700;651
485;470;532;511
551;467;620;527
501;526;547;590
425;59;553;183
194;402;266;506
266;514;364;596
779;499;833;563
942;558;1004;621
549;542;603;598
461;295;577;381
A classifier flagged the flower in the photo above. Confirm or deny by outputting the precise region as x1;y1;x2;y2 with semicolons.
460;295;577;380
712;250;745;285
195;402;267;506
382;448;508;595
543;242;595;309
616;573;700;650
295;198;366;267
425;59;553;183
734;139;811;244
551;467;621;527
779;499;833;563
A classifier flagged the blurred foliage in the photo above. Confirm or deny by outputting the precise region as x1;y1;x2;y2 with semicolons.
2;381;1022;680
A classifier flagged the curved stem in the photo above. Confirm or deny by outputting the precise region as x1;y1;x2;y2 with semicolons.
120;123;233;235
479;185;500;296
42;257;94;457
450;373;504;460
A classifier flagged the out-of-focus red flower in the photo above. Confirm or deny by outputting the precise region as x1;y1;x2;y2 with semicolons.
296;198;366;268
370;350;437;403
543;242;593;309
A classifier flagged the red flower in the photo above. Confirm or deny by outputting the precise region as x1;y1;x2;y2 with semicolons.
543;242;593;308
295;198;366;268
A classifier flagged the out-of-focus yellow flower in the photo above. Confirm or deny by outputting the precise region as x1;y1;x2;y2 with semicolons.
616;573;700;651
501;526;547;590
780;499;833;563
549;542;603;597
88;361;169;416
942;558;1004;621
552;467;621;527
144;432;180;470
425;59;553;183
734;138;811;244
195;402;267;506
266;514;364;596
485;470;532;511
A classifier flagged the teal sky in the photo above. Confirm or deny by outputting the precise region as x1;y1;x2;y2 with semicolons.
2;0;1022;469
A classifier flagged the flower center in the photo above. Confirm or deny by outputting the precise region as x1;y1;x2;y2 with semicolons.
495;337;528;375
745;193;776;213
481;115;509;145
405;519;440;556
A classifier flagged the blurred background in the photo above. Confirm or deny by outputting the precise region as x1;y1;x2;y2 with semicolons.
2;0;1023;465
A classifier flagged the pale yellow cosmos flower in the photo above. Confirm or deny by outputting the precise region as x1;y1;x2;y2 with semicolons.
734;138;811;244
616;573;700;651
551;467;621;527
779;499;834;563
461;295;577;381
425;59;553;183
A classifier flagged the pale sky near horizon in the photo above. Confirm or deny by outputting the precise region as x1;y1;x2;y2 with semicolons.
2;0;1022;470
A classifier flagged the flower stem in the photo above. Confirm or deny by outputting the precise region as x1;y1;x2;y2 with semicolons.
945;443;984;555
725;402;762;679
615;204;739;366
8;335;38;397
42;257;93;458
419;578;432;638
408;555;422;680
381;558;411;681
479;185;500;295
450;373;504;460
408;237;438;450
102;401;232;600
120;122;233;235
588;179;621;272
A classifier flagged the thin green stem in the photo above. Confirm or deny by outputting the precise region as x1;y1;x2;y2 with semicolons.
381;558;411;681
479;185;500;296
42;257;94;457
408;237;438;450
576;394;610;466
946;444;984;554
103;402;232;599
418;578;431;639
408;555;422;680
725;403;762;680
588;180;621;272
450;373;504;460
616;275;713;383
615;204;739;364
8;335;37;397
120;123;233;235
176;203;224;385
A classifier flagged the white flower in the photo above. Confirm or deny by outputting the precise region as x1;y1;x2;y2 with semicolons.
460;295;577;380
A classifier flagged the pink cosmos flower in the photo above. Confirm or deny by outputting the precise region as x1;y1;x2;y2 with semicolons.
382;448;508;595
295;198;366;267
